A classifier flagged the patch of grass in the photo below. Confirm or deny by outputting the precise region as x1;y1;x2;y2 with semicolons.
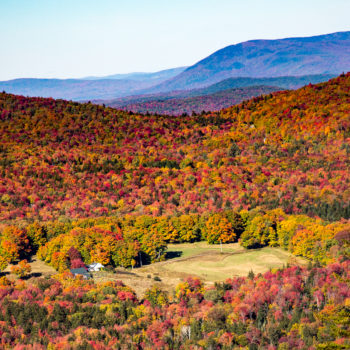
166;241;243;259
161;244;306;282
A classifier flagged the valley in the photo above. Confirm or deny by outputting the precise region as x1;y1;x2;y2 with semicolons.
0;29;349;347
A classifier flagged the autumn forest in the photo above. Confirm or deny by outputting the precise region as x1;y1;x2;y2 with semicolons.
0;73;349;349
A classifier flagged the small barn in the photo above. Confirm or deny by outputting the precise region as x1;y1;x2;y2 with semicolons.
87;262;105;272
70;268;91;279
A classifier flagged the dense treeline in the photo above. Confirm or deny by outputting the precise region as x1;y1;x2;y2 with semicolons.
1;209;349;272
0;261;348;349
0;74;349;224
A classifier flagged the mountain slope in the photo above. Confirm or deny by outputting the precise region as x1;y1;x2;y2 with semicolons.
101;74;334;115
189;74;335;95
107;85;281;115
151;31;350;92
1;31;346;100
0;73;349;222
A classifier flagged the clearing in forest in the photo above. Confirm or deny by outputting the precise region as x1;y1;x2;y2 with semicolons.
93;242;307;297
162;243;306;281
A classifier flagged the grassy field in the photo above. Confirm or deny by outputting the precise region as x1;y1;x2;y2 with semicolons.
94;242;307;297
166;241;244;259
163;243;304;281
4;256;56;281
3;243;306;297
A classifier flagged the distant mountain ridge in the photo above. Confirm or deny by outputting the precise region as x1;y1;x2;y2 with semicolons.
0;78;152;100
149;31;350;92
0;31;348;101
0;67;187;100
99;74;335;115
82;67;187;81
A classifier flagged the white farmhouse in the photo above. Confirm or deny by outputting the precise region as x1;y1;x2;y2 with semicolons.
87;262;105;272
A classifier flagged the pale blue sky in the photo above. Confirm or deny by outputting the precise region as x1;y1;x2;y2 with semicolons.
1;0;349;80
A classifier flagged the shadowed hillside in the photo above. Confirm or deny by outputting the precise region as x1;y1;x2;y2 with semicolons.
102;74;334;115
107;85;281;115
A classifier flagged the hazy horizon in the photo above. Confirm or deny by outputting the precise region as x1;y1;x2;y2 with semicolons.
1;0;350;80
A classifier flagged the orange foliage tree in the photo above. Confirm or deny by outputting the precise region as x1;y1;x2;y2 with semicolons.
10;259;31;278
205;213;236;244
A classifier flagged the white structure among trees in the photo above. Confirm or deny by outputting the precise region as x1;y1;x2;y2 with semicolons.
87;262;104;272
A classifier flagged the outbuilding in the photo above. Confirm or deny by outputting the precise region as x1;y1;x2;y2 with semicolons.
70;268;91;279
87;262;105;272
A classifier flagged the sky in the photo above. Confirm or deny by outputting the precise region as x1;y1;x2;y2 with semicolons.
1;0;349;80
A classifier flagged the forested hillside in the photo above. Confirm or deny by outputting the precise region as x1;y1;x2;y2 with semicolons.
0;262;348;349
0;73;349;350
0;74;349;223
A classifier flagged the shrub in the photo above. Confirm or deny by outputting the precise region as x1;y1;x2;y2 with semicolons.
11;259;31;279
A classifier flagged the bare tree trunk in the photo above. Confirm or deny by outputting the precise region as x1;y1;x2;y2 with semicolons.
139;252;142;267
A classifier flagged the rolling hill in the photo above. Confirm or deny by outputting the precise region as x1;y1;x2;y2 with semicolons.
0;73;349;349
150;31;350;92
0;73;349;223
102;74;334;115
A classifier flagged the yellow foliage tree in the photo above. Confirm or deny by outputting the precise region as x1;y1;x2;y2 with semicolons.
205;213;236;244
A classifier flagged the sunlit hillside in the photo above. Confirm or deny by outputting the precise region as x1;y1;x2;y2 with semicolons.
0;74;349;223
